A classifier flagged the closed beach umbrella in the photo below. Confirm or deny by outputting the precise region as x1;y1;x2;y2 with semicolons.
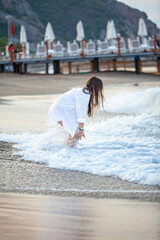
44;22;55;42
20;25;27;44
138;18;148;37
76;20;85;41
108;20;117;40
106;21;111;40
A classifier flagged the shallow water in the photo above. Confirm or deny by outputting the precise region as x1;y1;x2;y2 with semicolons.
0;88;160;186
1;193;160;240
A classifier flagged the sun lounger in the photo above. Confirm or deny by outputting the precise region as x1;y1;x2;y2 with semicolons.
67;40;81;56
128;39;141;53
52;40;65;57
97;40;109;54
140;37;148;51
36;42;46;57
148;38;159;52
85;39;96;55
108;39;117;53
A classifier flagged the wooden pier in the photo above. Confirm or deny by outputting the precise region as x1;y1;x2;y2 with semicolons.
0;52;160;75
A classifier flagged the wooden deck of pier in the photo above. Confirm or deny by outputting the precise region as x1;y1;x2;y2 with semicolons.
0;52;160;75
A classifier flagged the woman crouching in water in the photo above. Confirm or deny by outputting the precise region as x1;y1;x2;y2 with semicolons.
47;76;104;145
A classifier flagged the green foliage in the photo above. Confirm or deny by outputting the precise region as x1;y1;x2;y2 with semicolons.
0;0;159;43
25;0;117;41
0;37;8;53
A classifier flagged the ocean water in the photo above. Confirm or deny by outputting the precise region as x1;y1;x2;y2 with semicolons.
0;88;160;186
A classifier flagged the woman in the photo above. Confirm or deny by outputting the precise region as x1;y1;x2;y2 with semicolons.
47;76;104;145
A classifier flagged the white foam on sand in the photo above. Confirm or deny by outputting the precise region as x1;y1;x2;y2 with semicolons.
0;88;160;186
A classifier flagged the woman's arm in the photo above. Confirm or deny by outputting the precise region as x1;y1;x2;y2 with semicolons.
73;122;85;140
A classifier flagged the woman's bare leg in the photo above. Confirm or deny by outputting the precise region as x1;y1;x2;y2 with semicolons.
68;132;79;147
57;121;78;146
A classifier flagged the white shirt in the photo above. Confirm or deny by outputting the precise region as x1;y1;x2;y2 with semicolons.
47;88;90;137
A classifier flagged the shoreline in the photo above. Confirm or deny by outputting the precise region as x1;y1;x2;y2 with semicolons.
0;141;160;202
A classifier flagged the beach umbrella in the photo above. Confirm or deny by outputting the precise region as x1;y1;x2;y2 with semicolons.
76;20;85;41
20;25;27;44
76;20;85;57
44;22;55;42
106;21;111;40
107;20;117;40
138;18;148;37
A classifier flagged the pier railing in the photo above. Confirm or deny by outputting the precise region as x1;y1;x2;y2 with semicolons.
0;50;160;75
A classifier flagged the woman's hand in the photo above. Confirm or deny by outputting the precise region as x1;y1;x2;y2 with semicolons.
74;129;85;140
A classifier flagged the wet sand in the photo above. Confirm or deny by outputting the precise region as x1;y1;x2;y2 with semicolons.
0;193;160;240
0;72;160;239
0;141;160;201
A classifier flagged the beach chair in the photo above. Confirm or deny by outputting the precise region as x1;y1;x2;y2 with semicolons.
108;39;118;54
129;39;141;53
67;40;81;56
36;42;46;57
97;40;109;54
53;40;65;57
148;38;159;52
140;37;149;52
85;39;96;55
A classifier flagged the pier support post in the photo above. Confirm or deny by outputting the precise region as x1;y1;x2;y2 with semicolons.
135;55;140;74
13;63;22;73
46;62;49;74
13;63;16;73
113;59;117;71
91;58;99;72
53;60;60;74
24;63;27;74
0;64;4;72
157;57;160;73
68;62;72;74
19;63;23;74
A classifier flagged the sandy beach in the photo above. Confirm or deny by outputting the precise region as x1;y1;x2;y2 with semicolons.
0;72;160;239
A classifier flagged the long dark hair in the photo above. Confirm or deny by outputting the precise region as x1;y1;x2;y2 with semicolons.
83;76;104;117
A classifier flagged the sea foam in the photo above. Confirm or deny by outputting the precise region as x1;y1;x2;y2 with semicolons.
0;88;160;186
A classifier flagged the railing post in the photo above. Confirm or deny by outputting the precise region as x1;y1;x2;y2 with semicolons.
154;35;157;55
81;40;85;58
45;41;49;60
